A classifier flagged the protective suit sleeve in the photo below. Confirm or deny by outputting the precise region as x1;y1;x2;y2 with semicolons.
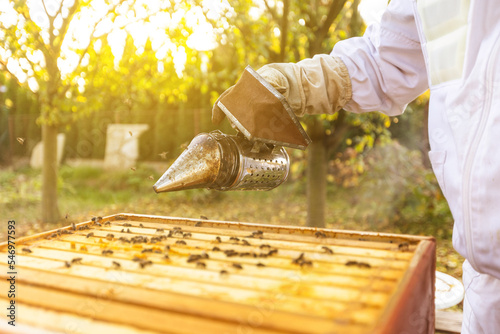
333;0;429;116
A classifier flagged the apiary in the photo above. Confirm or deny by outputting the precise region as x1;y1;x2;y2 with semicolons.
0;213;435;334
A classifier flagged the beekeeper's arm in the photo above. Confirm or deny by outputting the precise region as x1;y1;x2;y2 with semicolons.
212;0;428;123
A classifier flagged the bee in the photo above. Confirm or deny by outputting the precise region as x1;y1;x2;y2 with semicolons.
256;262;266;267
139;223;144;228
268;249;278;256
122;223;132;227
224;250;238;257
200;252;209;259
259;244;271;249
200;215;208;220
232;263;243;270
175;240;187;246
163;254;170;260
139;260;153;268
241;239;251;246
64;261;71;268
322;246;334;254
102;249;113;256
106;233;115;240
187;254;202;263
71;223;76;231
49;233;58;239
95;222;102;227
127;228;131;233
183;232;192;238
398;242;410;252
65;213;70;219
345;260;371;269
212;246;221;252
71;257;83;264
220;270;229;276
248;230;264;239
112;261;121;269
165;245;170;251
315;231;327;238
173;227;182;231
141;248;153;253
104;221;111;226
229;237;240;243
214;236;221;243
292;253;312;267
156;228;164;233
21;247;32;253
195;221;202;227
239;252;252;257
196;261;206;269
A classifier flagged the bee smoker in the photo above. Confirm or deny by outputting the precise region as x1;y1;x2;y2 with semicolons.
153;131;290;192
153;66;311;193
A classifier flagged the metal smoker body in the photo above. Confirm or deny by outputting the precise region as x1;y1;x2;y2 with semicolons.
153;66;310;193
153;131;289;192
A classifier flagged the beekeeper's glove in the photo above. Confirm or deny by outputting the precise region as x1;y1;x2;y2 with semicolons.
211;54;352;125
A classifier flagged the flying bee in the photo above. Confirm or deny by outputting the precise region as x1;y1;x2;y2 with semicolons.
130;167;136;171
16;137;25;145
158;152;168;159
148;175;154;180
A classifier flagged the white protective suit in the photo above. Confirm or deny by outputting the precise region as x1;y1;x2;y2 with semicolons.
331;0;500;332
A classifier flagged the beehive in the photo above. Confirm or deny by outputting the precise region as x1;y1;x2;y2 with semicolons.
0;214;435;334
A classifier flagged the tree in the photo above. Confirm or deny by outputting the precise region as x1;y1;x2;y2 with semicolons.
0;0;165;222
201;0;391;227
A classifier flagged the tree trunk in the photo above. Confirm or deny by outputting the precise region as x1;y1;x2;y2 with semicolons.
42;123;60;223
307;117;326;227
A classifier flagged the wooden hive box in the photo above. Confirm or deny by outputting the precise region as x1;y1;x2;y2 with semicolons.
0;213;435;334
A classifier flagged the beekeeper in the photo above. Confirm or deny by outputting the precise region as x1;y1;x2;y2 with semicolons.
213;1;500;333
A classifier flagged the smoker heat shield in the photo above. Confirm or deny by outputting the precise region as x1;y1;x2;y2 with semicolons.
217;66;311;150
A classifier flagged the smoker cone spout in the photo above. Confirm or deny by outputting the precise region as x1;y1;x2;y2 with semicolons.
153;133;227;193
154;131;290;193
